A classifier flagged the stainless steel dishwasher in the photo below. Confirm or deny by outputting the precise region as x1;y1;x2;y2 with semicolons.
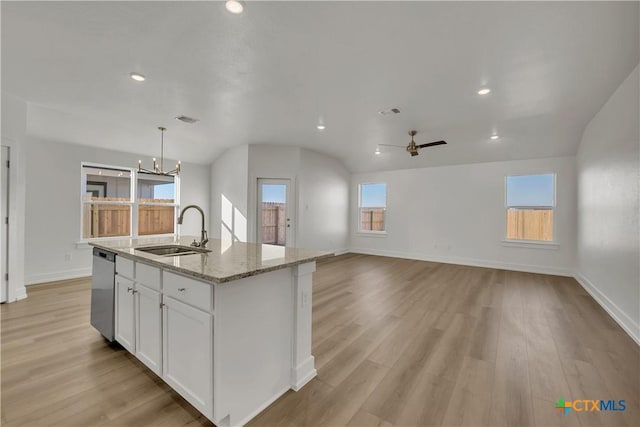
90;247;116;341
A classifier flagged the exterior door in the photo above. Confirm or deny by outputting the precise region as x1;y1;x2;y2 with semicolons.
1;146;9;303
257;179;294;247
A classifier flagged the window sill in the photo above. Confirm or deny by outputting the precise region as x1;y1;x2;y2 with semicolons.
355;231;388;238
501;240;559;250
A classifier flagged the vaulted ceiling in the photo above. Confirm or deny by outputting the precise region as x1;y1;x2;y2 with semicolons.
2;1;638;172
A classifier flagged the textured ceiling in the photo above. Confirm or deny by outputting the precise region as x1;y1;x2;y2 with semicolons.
2;1;638;172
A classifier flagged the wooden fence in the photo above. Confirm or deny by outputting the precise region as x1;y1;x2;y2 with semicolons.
261;202;286;245
139;206;175;235
83;203;175;238
83;204;130;238
506;208;553;241
360;208;385;231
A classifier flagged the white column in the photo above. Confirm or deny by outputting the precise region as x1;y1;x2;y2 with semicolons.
291;261;317;390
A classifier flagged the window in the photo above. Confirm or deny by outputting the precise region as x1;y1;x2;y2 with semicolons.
81;163;179;240
506;174;555;242
359;183;386;232
137;173;177;236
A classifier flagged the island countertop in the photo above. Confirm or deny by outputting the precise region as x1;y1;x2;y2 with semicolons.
89;236;333;283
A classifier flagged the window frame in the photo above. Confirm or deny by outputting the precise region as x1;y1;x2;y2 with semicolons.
79;162;180;242
503;172;557;246
357;182;387;235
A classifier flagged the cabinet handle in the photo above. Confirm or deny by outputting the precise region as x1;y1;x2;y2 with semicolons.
160;303;165;308
132;290;138;294
127;287;133;293
177;288;186;292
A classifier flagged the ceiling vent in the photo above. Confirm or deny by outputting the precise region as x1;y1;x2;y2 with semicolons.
378;108;401;116
175;115;199;124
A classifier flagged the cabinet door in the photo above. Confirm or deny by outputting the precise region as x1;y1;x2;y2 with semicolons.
115;276;135;352
135;283;162;375
162;296;213;418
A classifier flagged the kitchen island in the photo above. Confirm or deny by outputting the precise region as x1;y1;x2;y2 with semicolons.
90;236;332;427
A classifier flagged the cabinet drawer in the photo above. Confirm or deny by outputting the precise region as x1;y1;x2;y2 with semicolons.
136;262;161;291
163;271;212;312
116;257;134;279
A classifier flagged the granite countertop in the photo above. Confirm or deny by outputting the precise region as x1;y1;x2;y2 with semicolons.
90;236;333;283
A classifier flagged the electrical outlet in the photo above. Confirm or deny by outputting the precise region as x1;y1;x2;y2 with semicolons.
65;253;72;262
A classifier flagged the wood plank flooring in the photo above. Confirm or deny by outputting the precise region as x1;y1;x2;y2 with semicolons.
1;254;638;426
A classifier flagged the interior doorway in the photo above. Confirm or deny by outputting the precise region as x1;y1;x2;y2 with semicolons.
257;179;294;247
1;146;10;303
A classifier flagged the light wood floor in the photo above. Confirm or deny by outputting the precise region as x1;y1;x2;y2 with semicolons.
1;254;638;426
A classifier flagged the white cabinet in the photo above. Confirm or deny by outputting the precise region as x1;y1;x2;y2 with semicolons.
115;276;135;352
114;260;214;421
162;295;213;418
135;283;162;375
115;272;162;375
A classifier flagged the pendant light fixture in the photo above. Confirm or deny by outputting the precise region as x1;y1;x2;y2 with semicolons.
138;127;181;176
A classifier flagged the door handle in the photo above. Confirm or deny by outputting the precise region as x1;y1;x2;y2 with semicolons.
127;287;133;293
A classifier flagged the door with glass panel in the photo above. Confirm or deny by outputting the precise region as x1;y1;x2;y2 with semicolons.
257;179;294;247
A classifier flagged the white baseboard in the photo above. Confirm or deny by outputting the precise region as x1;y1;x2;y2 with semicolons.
26;267;92;286
574;273;640;346
231;384;291;427
348;247;573;277
333;248;349;256
15;286;27;300
291;356;317;391
12;286;27;302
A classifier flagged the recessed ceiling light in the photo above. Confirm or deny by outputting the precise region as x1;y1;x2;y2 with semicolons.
478;88;491;95
130;72;146;82
225;0;245;14
375;148;381;155
317;124;326;131
490;134;499;140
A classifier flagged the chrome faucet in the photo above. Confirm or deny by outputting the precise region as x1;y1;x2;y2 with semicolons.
177;205;209;248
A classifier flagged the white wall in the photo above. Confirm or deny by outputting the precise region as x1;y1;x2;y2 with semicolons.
246;145;350;252
24;137;210;285
298;149;350;252
210;145;249;242
351;156;577;276
576;64;640;343
1;92;28;300
209;144;350;252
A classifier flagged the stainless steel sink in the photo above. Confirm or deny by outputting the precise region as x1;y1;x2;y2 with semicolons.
136;245;211;256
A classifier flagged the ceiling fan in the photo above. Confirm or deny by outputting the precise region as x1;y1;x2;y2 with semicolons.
379;130;447;157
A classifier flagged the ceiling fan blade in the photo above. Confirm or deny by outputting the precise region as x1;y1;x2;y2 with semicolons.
417;140;447;149
378;144;406;148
